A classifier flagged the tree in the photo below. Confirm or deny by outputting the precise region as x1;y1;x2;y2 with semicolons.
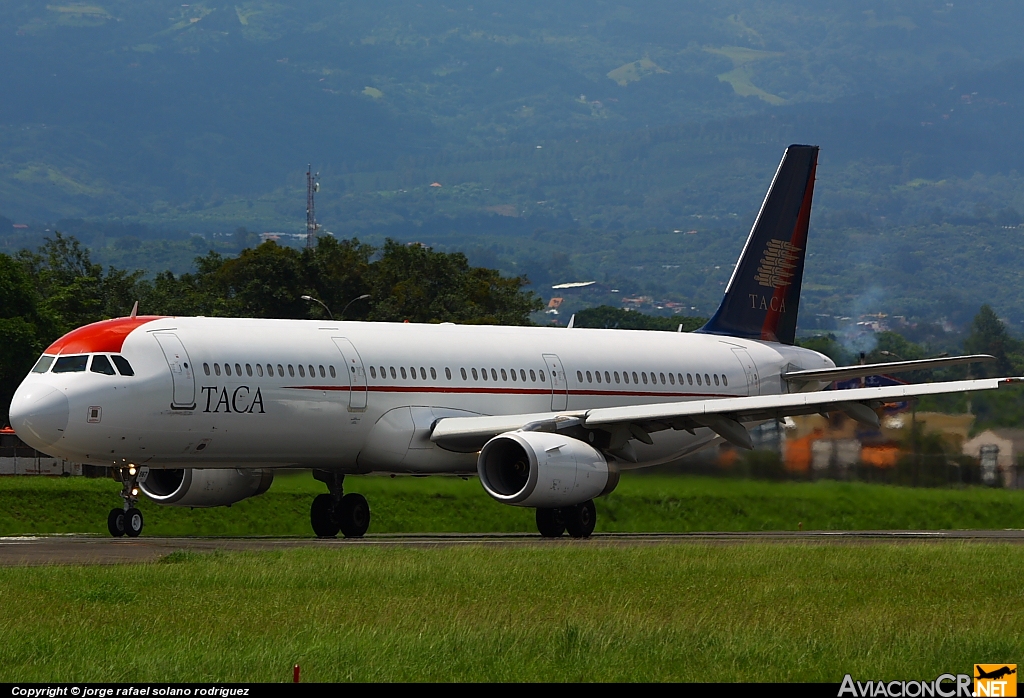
574;305;706;331
963;304;1018;376
0;253;54;425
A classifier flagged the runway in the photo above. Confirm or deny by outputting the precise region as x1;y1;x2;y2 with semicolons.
2;530;1024;566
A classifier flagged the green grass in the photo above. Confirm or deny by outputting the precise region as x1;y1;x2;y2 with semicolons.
3;473;1024;536
0;543;1021;681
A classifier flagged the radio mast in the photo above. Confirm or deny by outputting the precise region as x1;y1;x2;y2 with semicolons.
306;164;320;250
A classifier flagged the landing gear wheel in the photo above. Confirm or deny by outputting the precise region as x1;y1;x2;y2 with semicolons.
107;508;126;538
124;507;144;538
564;500;596;539
536;508;566;537
337;493;370;538
310;494;340;538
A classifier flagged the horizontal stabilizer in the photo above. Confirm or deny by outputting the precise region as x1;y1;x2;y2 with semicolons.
782;355;996;384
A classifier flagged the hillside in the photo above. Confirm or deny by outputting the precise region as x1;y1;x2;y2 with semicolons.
3;1;1024;329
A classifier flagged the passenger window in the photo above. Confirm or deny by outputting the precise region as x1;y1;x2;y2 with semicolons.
705;373;711;386
480;368;488;381
203;363;211;376
370;366;377;379
246;364;253;377
539;370;546;382
687;373;693;385
660;372;666;384
510;368;517;382
401;367;408;379
409;366;416;380
608;371;614;384
722;374;728;387
529;369;536;382
90;355;116;375
490;368;497;381
714;374;720;386
111;355;135;376
460;368;466;380
586;371;592;383
53;355;88;373
641;372;648;385
298;365;306;378
390;367;397;379
225;364;232;376
472;368;478;380
330;366;336;378
309;365;316;377
677;373;684;385
669;373;675;385
503;369;510;381
595;371;602;384
31;355;55;373
430;367;437;380
277;364;284;376
696;374;702;386
214;363;222;376
319;365;326;378
622;371;629;384
288;365;295;377
445;367;451;380
379;366;385;378
520;369;527;382
257;364;264;377
235;363;242;376
420;367;427;380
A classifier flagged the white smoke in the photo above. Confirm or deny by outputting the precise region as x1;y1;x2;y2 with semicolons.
838;285;884;356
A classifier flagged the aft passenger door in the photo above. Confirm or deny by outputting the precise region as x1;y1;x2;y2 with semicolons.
731;347;761;396
332;337;368;410
153;333;196;409
543;354;569;411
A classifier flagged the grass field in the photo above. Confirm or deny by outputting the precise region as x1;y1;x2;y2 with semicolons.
3;472;1024;536
0;543;1020;682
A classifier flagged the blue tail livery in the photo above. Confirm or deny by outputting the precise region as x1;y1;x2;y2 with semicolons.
697;144;818;345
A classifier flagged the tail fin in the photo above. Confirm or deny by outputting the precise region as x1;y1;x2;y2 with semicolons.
697;144;818;345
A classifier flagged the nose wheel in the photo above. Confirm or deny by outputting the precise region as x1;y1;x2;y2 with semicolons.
108;466;145;537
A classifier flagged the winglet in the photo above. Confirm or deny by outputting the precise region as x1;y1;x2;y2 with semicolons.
696;144;819;345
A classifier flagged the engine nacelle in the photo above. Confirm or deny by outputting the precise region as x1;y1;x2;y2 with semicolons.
139;468;274;508
477;431;618;508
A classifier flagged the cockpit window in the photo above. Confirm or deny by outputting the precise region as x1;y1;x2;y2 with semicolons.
111;355;135;376
90;355;116;376
31;355;55;373
52;355;88;373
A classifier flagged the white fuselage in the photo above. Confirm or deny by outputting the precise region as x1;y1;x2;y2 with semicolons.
11;317;834;472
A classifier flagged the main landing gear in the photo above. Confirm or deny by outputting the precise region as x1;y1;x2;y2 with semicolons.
108;465;144;538
536;500;596;539
310;470;370;538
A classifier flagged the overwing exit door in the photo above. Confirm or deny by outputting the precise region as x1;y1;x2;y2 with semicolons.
543;354;569;411
332;337;368;410
153;333;196;409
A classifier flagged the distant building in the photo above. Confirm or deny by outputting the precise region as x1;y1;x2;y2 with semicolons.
430;182;442;187
547;297;563;309
962;429;1024;487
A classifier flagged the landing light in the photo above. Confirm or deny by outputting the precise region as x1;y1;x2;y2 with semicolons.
128;465;137;476
131;488;139;496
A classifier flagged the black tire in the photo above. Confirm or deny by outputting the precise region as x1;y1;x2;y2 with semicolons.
337;493;370;538
310;494;340;538
536;508;566;537
564;500;596;539
107;508;125;538
124;507;144;537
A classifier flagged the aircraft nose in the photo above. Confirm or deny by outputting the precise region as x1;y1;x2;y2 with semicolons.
9;384;69;447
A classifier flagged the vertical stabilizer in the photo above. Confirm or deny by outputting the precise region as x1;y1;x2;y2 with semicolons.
696;144;818;345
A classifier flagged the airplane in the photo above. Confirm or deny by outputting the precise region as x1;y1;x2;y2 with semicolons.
8;144;1011;540
976;667;1017;681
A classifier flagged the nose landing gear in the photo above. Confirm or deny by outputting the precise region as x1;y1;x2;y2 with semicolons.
108;465;144;538
311;470;370;538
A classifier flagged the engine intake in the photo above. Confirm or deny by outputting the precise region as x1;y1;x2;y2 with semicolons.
478;431;618;508
139;468;273;507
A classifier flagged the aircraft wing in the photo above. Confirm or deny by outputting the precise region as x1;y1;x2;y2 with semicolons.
431;377;1018;453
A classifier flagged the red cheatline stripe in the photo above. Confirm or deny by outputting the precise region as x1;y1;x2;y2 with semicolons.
284;385;732;399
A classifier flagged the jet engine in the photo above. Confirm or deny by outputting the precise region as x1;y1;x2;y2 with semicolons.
477;431;618;508
139;468;274;507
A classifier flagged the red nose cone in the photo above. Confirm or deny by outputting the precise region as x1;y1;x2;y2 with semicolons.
45;316;165;355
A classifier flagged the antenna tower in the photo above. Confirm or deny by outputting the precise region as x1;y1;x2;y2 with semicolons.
306;164;320;250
